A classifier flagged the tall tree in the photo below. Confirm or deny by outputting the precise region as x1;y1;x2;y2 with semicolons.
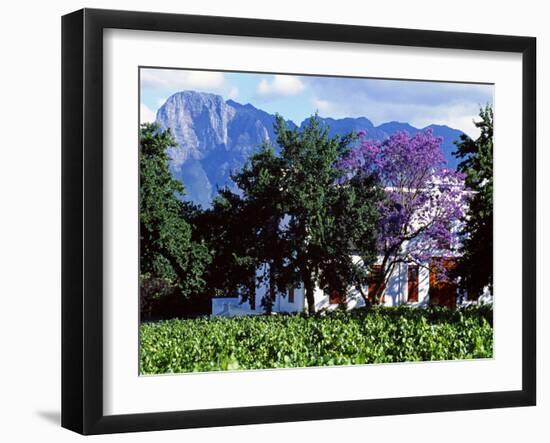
139;123;211;305
226;115;381;314
195;188;270;312
452;105;494;298
229;145;289;313
338;129;468;303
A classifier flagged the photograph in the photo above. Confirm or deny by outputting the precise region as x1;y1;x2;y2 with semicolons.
138;67;495;375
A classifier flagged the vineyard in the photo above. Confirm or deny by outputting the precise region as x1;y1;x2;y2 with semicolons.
140;305;493;374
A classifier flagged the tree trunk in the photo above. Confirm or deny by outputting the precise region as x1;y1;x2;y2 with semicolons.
356;284;371;311
268;266;276;314
261;262;277;315
303;271;316;315
248;277;256;310
372;280;385;305
370;255;394;305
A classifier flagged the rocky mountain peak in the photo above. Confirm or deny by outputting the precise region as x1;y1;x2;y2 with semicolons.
155;91;465;208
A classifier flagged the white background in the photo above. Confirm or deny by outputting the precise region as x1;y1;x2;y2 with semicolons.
0;0;547;441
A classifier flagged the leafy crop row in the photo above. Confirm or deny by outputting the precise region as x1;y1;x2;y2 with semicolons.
140;305;493;374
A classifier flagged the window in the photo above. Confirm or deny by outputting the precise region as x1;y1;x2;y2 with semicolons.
329;289;343;305
408;264;419;303
368;265;385;303
288;286;295;303
429;257;457;308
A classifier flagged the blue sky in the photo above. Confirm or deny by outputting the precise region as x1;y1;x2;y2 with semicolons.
140;68;493;138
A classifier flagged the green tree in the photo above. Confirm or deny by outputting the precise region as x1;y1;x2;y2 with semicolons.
194;188;261;310
226;115;381;314
194;145;288;314
317;173;382;306
452;105;494;299
139;123;211;307
231;145;288;313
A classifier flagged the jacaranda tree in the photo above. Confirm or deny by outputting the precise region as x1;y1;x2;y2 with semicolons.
338;128;468;303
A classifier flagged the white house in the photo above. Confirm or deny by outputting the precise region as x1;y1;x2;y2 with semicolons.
210;254;477;316
211;177;493;316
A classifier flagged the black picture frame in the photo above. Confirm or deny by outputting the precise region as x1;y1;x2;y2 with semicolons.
61;8;536;435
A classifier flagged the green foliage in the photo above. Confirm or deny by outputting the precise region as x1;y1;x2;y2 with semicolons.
140;123;211;305
194;189;261;305
140;305;493;374
453;105;494;298
213;115;381;313
193;145;288;312
274;116;381;311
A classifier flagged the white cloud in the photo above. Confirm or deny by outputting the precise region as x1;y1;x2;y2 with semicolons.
312;98;333;114
310;92;485;138
140;104;156;124
400;102;483;138
305;77;493;137
141;69;226;90
257;75;305;97
227;86;239;100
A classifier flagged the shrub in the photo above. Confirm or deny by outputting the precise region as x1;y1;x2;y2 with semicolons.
140;305;493;374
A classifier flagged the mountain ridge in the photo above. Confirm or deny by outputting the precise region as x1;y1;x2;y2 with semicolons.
155;90;465;208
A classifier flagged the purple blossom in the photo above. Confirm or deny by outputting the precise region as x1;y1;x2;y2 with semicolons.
339;129;469;272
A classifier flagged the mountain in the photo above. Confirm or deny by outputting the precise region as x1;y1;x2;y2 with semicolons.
156;91;295;207
156;91;465;208
304;119;463;171
423;124;465;169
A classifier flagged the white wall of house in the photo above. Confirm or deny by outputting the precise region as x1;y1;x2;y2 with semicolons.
211;297;260;317
251;264;306;314
355;260;429;307
212;257;438;316
212;264;307;317
212;289;306;317
418;265;431;306
254;280;306;314
312;286;364;311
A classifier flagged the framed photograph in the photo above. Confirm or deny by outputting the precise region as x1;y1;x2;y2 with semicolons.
62;8;536;435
